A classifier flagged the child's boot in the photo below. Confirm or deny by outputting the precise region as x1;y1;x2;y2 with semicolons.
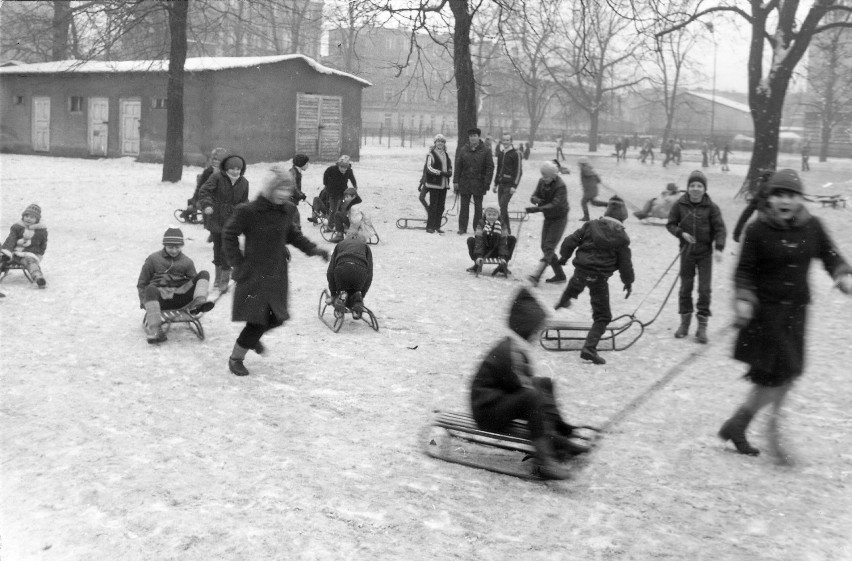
532;436;572;480
580;347;606;365
718;408;759;456
144;301;167;344
695;314;709;344
189;275;214;314
333;291;348;316
228;342;250;376
545;258;567;284
674;313;691;338
351;291;364;320
218;268;231;293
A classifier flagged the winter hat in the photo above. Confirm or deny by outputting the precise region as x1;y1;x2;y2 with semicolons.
162;226;184;246
337;155;351;167
687;170;707;190
22;203;41;222
210;147;228;161
665;182;679;194
293;154;310;168
433;133;447;143
343;187;358;199
508;288;547;340
577;156;590;166
765;168;805;196
604;195;628;222
223;156;243;171
467;127;482;136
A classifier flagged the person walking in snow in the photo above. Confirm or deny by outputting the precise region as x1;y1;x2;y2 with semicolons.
526;161;569;285
0;203;48;288
197;154;249;293
577;157;608;222
136;227;214;344
184;147;227;223
554;196;634;365
720;169;852;464
222;168;329;377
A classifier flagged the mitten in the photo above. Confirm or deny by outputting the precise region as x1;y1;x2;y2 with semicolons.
442;171;453;177
316;249;330;262
530;196;543;205
837;274;852;295
203;206;213;215
525;206;541;213
623;284;632;299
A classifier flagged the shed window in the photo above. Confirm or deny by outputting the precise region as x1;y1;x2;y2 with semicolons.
151;98;167;109
383;87;394;102
68;96;84;113
13;95;24;105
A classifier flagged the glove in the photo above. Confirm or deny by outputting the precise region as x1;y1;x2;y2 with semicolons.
525;206;541;213
734;299;754;328
623;284;632;299
530;196;543;205
475;258;484;266
316;249;330;262
203;206;213;215
299;191;307;201
418;183;424;192
714;250;723;263
837;274;852;295
492;186;498;193
682;232;696;244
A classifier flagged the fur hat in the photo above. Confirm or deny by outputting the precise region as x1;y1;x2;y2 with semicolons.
210;147;228;161
687;170;707;189
508;288;547;340
665;182;678;194
162;226;184;246
467;127;482;136
604;195;628;222
765;168;805;196
433;133;447;143
22;203;41;222
293;154;310;168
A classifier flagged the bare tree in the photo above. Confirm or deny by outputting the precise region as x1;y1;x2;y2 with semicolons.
326;1;382;73
654;0;852;196
162;0;189;182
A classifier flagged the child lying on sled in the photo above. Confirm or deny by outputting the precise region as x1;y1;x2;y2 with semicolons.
326;231;373;319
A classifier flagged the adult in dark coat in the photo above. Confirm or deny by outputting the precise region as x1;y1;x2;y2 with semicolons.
720;169;852;463
198;154;250;292
222;167;329;377
453;127;495;235
526;161;569;284
492;133;523;234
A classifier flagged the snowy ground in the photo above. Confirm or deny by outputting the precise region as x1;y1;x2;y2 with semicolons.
1;142;851;561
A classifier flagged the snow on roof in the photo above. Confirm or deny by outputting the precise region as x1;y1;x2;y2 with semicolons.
0;54;372;86
686;91;751;114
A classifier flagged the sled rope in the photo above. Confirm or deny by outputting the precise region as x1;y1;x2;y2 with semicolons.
626;247;686;327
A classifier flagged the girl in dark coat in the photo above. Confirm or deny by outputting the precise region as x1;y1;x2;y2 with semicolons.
222;167;329;377
198;154;250;293
721;169;852;463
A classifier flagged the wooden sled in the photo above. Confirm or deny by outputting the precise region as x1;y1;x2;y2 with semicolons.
471;257;511;278
423;410;598;480
0;260;34;284
540;313;645;352
142;306;206;341
317;289;379;333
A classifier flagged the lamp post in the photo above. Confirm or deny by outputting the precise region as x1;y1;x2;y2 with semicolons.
705;22;717;141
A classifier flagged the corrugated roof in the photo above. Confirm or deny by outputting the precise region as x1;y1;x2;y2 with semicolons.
686;91;750;114
0;54;372;86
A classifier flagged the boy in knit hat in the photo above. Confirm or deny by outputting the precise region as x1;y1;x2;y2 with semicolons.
137;227;214;344
470;288;589;480
466;205;515;275
666;170;726;343
1;203;48;288
554;196;634;365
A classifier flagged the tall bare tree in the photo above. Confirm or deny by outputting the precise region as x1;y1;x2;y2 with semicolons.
326;1;382;73
162;0;189;182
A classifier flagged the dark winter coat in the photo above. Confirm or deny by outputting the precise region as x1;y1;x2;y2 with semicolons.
579;166;601;198
470;337;535;423
323;165;357;199
733;209;851;383
530;176;569;220
222;196;323;326
423;148;452;189
666;193;727;256
473;218;509;260
454;141;494;196
494;147;522;187
559;217;634;284
2;221;48;261
327;237;373;297
136;249;198;305
192;166;216;203
197;155;250;234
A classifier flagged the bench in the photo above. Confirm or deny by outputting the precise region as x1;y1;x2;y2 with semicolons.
143;307;205;341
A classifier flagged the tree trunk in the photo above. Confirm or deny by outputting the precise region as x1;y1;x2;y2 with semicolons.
742;92;784;197
162;0;188;183
818;80;835;162
588;111;600;152
51;1;72;60
449;0;478;145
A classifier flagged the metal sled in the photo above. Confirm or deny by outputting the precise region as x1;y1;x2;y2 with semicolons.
507;210;530;222
174;207;204;224
317;289;379;333
806;194;847;208
0;261;34;284
395;215;448;230
142;306;206;341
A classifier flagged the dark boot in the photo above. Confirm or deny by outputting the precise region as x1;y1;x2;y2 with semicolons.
144;301;167;344
528;261;548;286
550;435;591;461
351;291;364;320
580;348;606;365
674;313;691;338
545;259;567;283
554;290;573;310
718;408;760;456
695;314;709;344
531;437;572;480
229;343;250;376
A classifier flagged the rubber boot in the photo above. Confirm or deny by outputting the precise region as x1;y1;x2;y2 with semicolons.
718;408;760;456
545;259;567;284
695;314;709;344
528;261;548;286
229;342;250;376
580;348;606;365
219;268;231;293
144;301;167;344
674;313;691;338
532;437;572;480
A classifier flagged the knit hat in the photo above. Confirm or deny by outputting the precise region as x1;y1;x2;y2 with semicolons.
162;226;185;246
508;288;547;340
210;147;228;161
293;154;310;168
687;170;707;189
223;156;243;172
665;182;678;194
604;195;628;222
434;133;447;143
22;203;41;223
765;168;805;196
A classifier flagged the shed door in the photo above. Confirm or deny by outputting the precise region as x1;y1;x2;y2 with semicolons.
296;93;342;160
88;97;109;156
119;98;141;156
32;97;51;152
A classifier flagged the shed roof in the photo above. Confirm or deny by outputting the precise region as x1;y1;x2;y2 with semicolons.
685;91;750;114
0;54;372;87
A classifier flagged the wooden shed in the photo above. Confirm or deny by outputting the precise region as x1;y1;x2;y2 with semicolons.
0;55;371;164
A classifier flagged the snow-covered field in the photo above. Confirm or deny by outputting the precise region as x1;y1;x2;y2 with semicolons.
1;142;851;561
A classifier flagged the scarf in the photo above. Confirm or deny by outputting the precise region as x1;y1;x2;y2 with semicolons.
482;218;502;238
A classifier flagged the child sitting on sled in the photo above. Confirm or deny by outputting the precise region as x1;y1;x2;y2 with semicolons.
471;288;590;480
326;231;373;319
633;182;680;221
465;206;515;275
1;203;48;288
555;196;634;365
333;187;376;243
137;227;215;344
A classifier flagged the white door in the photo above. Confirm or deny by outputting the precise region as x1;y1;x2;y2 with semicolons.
32;97;50;152
88;97;109;156
119;98;141;156
296;93;342;160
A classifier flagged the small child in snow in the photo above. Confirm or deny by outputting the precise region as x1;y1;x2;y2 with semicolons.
1;203;48;288
633;182;680;221
335;187;376;243
466;205;515;276
555;196;634;365
137;227;214;344
326;232;373;319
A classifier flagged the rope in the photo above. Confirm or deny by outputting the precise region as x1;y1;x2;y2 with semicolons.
598;182;643;213
627;247;686;328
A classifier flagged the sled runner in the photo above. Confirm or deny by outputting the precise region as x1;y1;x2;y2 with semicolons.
142;306;206;341
0;261;34;284
507;210;530;223
422;410;599;480
395;215;448;230
472;256;511;278
806;194;847;208
173;207;204;224
317;289;379;333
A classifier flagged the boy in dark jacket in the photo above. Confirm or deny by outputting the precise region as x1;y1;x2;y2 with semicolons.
326;232;373;319
555;196;634;365
1;203;48;288
470;288;589;480
527;162;570;284
137;227;214;344
666;170;727;343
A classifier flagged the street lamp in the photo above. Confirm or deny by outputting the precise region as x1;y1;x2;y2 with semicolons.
705;22;717;141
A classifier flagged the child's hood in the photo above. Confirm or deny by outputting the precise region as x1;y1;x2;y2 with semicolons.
587;217;629;249
219;154;247;176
